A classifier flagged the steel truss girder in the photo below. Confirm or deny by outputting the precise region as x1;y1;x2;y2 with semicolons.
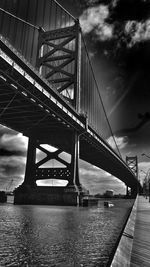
35;168;71;180
35;144;71;181
126;156;138;178
36;23;80;107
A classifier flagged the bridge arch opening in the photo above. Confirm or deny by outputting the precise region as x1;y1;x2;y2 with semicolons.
36;179;68;187
36;144;71;166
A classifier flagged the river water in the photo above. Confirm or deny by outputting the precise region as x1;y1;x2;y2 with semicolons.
0;198;134;267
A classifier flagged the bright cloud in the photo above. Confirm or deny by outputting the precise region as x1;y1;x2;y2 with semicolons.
80;169;126;194
125;19;150;46
138;161;150;184
78;160;125;194
0;155;26;190
86;0;100;5
111;0;119;8
107;135;128;150
0;133;28;152
138;161;150;175
79;4;114;40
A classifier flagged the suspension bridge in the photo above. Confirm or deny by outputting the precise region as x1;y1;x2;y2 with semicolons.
0;0;140;205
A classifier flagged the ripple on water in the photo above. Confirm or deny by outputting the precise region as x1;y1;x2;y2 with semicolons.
0;199;134;266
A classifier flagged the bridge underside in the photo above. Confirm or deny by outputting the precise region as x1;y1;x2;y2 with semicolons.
20;128;137;188
0;38;139;205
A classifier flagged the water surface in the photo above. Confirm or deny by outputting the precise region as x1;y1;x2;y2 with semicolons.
0;199;134;267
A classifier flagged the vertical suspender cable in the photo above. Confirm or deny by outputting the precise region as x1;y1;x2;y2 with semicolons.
81;33;122;159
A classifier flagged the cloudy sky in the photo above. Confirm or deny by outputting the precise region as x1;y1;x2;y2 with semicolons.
1;0;150;194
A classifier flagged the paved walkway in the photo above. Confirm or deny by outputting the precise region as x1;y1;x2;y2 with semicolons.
130;196;150;267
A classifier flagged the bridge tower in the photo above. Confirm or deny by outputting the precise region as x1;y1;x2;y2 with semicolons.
14;20;86;205
126;156;138;197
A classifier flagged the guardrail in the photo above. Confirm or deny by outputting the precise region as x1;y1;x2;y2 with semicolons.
110;196;138;266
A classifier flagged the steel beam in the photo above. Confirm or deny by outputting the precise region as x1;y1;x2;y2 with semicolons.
23;136;37;186
126;156;138;196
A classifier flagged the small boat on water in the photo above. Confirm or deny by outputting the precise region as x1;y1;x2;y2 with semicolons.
104;201;114;208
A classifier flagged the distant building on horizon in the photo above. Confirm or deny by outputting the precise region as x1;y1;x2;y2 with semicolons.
105;190;114;197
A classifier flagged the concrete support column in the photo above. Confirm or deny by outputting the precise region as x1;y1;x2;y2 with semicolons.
126;186;129;197
24;136;37;186
68;131;81;189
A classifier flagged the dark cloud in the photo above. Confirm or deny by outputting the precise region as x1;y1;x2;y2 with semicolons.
0;155;26;176
0;148;19;157
111;0;150;21
115;112;150;135
80;1;150;151
0;148;26;157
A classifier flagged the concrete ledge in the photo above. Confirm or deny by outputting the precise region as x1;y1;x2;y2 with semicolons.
110;196;138;267
14;186;78;206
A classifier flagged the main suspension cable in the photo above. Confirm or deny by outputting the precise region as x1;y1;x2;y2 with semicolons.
52;0;77;21
0;7;39;30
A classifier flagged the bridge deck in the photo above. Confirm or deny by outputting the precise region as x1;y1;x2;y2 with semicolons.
0;36;139;188
130;196;150;267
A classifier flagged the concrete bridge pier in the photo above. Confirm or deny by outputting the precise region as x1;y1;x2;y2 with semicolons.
14;131;87;205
